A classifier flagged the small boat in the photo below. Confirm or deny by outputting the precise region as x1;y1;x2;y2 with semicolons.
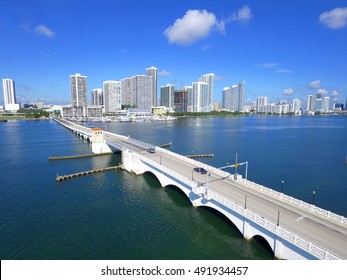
0;119;8;122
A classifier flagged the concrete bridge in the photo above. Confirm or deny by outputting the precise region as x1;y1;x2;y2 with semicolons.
54;118;347;260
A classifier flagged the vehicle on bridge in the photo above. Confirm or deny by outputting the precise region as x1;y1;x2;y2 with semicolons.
147;147;155;153
193;167;208;174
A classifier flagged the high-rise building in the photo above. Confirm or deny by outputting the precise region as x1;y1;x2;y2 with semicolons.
121;75;153;110
91;88;103;106
174;89;188;112
222;81;245;112
306;95;315;112
146;66;158;107
70;73;87;108
292;98;301;114
160;84;174;110
2;78;19;111
103;81;121;113
322;96;330;113
256;96;267;113
192;81;208;112
198;73;214;112
315;93;323;112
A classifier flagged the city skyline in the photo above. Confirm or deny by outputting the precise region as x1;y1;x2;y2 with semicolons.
0;1;347;105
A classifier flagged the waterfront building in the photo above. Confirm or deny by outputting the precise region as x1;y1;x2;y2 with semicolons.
192;81;208;112
186;86;194;112
333;103;344;112
121;75;153;110
160;84;174;111
146;66;158;106
174;89;188;112
91;88;103;106
292;98;302;114
198;73;214;112
322;96;330;113
70;73;87;108
306;95;315;112
103;81;121;113
315;93;323;112
222;81;245;112
256;96;267;113
2;78;20;111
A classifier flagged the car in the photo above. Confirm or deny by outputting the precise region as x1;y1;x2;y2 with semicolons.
193;167;207;174
147;148;155;153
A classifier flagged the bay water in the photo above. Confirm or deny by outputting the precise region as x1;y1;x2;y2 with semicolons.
0;115;346;259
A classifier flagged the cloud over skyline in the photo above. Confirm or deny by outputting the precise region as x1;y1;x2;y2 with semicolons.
229;5;253;24
164;9;225;46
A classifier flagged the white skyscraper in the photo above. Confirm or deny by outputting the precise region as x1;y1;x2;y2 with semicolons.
256;96;267;113
103;81;121;113
192;81;208;112
222;81;245;112
70;73;87;108
146;66;158;107
2;78;19;111
292;98;302;114
198;73;214;112
91;88;103;106
121;75;153;109
306;95;315;112
322;96;330;113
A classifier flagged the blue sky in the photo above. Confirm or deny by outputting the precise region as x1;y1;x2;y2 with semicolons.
1;0;347;105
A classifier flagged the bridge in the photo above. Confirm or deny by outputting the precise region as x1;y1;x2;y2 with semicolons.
54;118;347;260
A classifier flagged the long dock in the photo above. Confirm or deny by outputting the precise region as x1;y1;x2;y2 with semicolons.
49;152;113;161
56;165;123;182
159;141;172;148
186;153;214;158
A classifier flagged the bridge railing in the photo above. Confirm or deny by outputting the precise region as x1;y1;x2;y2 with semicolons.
237;177;347;225
156;146;347;226
205;189;341;260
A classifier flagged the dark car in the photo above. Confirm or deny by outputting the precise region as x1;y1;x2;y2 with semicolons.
193;167;207;174
147;148;155;153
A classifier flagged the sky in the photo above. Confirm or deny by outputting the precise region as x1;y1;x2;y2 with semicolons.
1;0;347;106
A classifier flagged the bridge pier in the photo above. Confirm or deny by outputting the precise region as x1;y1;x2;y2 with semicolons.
91;128;113;154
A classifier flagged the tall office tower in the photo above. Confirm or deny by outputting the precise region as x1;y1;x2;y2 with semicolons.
292;98;301;114
91;88;103;106
174;89;188;112
103;81;121;113
256;96;267;113
192;81;208;112
146;66;158;106
198;73;214;112
160;84;175;110
306;95;315;112
185;86;194;112
121;75;153;109
322;96;330;113
70;73;87;108
2;78;19;111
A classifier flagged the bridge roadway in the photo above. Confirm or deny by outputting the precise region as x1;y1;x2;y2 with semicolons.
56;119;347;259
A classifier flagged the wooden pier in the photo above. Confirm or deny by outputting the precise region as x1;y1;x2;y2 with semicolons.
186;154;214;158
159;141;172;148
56;165;123;182
49;152;113;161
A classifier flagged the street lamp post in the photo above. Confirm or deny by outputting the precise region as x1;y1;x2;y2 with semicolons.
281;180;285;193
312;191;316;205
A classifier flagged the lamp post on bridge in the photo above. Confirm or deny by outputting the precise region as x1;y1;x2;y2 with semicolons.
312;191;316;205
281;180;285;193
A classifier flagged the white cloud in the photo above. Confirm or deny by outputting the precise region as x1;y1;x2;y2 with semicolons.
276;69;292;74
230;5;253;24
310;80;321;89
34;25;56;37
255;63;279;69
283;88;294;95
332;90;340;97
164;9;224;46
317;88;328;95
158;70;171;77
319;7;347;29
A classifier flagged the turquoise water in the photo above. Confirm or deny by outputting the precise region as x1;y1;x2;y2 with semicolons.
0;115;346;259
